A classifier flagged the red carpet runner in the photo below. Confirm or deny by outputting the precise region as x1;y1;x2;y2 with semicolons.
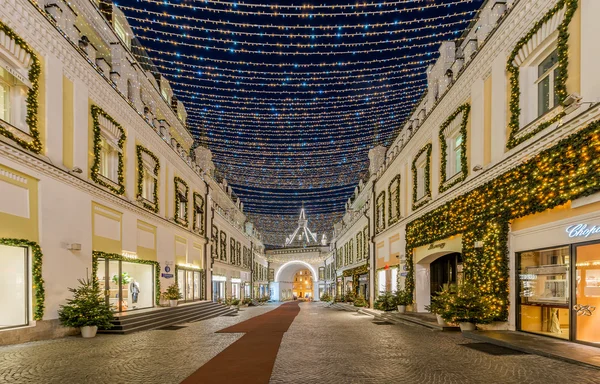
181;301;301;384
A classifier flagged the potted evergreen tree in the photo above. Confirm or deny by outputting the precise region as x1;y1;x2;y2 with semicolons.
353;294;367;307
440;283;491;331
426;284;456;326
58;277;113;338
395;289;412;314
373;291;397;311
163;283;182;307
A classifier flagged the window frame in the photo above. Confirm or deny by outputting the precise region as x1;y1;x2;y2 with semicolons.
91;106;126;195
439;104;470;193
174;177;189;227
388;174;401;225
376;191;386;234
412;143;432;210
136;145;160;212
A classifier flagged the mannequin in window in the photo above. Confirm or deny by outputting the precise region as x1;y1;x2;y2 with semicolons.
130;279;140;307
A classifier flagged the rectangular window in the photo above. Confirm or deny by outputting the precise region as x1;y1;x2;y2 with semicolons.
536;49;559;117
416;163;426;200
0;67;28;133
517;246;569;340
446;133;463;178
0;244;28;329
99;136;120;182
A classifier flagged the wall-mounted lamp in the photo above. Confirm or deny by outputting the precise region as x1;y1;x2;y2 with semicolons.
70;167;83;174
474;241;484;249
472;165;483;172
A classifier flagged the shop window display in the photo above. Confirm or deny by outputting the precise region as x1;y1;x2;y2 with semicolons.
518;246;570;339
0;244;27;329
96;258;154;312
574;243;600;345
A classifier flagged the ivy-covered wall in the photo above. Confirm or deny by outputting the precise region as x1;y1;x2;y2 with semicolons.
406;118;600;321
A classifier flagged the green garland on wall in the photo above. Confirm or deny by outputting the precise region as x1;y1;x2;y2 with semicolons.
91;105;126;195
173;176;189;227
405;118;600;321
0;238;44;320
411;143;432;210
356;231;363;261
192;192;205;235
375;191;385;233
506;0;578;149
439;103;470;193
136;145;160;213
0;22;42;154
92;251;161;306
388;174;401;225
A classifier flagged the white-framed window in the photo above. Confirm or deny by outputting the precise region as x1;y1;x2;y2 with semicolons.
178;193;188;220
0;67;29;133
536;49;559;117
140;154;157;203
415;157;426;200
446;132;463;178
99;135;120;183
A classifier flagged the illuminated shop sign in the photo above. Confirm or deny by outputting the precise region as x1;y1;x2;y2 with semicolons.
565;224;600;239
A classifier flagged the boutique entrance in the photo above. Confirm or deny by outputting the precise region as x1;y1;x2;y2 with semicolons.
429;252;463;296
177;267;204;302
96;258;155;312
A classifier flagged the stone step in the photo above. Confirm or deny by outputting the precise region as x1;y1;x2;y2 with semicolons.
98;302;235;334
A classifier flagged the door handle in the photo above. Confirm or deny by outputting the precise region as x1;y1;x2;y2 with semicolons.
573;304;596;316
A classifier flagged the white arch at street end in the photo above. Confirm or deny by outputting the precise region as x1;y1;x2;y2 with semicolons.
274;260;318;283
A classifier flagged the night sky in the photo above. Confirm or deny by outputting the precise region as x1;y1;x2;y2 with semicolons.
118;0;484;247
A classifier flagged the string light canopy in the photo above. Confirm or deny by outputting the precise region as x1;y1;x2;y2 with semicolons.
119;0;484;247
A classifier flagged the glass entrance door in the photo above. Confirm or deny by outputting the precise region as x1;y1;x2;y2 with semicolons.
573;243;600;345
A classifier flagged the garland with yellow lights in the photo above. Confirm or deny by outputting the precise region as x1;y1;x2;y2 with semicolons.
411;143;432;210
192;192;205;235
91;106;126;195
0;22;41;153
173;176;189;227
388;174;401;225
356;231;363;261
136;145;160;213
0;238;44;320
406;118;600;321
439;103;470;193
506;0;577;149
92;251;160;305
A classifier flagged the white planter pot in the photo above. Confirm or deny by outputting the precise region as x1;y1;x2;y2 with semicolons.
397;305;406;314
80;326;98;338
169;300;178;307
436;314;446;326
459;322;476;331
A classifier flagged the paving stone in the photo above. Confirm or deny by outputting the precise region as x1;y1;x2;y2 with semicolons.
1;303;598;384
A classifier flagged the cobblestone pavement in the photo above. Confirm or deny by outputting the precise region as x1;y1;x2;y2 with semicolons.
271;303;600;384
2;303;599;384
0;305;277;384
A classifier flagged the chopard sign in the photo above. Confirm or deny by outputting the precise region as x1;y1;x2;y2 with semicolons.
566;224;600;238
428;242;446;250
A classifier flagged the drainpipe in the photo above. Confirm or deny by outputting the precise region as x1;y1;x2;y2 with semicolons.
203;178;211;301
250;241;254;299
369;178;376;308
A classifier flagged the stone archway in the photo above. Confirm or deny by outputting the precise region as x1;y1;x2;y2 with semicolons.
272;260;319;301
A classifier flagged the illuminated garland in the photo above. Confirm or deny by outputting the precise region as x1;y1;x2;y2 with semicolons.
439;103;470;193
136;145;160;213
90;106;126;195
0;238;44;320
129;14;469;40
375;191;385;234
134;23;463;50
230;238;236;265
356;231;363;261
506;0;577;149
136;31;460;56
192;192;205;235
121;4;474;30
411;143;432;210
173;176;189;227
406;118;600;321
0;22;42;153
92;251;161;306
388;174;401;225
137;0;475;18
